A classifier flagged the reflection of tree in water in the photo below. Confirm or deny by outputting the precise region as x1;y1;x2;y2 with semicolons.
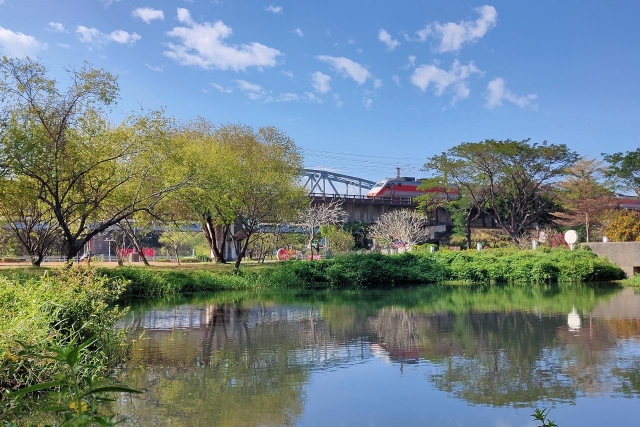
116;304;312;426
115;286;640;420
115;302;374;426
370;308;640;407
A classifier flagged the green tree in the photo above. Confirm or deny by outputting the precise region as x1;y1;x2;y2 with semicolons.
0;57;189;260
603;148;640;196
320;225;355;253
0;177;61;265
416;171;488;249
427;139;577;244
554;157;615;242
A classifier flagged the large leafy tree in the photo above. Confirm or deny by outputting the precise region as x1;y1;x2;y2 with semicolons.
175;121;306;267
554;158;615;242
603;148;640;196
417;164;489;250
426;139;577;244
0;57;188;260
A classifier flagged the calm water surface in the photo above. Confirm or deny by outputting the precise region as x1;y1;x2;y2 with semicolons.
115;284;640;426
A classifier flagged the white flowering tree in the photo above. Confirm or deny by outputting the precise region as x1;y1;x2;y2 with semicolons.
370;209;432;251
298;199;347;258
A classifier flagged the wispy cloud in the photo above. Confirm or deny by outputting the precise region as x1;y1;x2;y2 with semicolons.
210;82;233;93
378;29;399;50
485;77;537;110
317;55;372;85
278;93;299;102
311;71;331;94
47;22;67;33
292;28;304;37
266;5;283;14
132;7;165;24
281;70;294;78
411;59;482;104
164;8;281;71
0;26;45;57
76;26;141;48
145;63;164;72
415;5;497;53
102;0;121;7
363;97;373;110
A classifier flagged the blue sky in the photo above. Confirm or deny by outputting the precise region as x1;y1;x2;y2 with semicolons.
1;0;639;182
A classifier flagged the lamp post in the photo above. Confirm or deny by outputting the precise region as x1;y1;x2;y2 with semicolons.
105;238;115;261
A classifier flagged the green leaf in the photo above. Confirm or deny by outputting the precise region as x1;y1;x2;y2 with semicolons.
82;385;143;397
10;380;66;398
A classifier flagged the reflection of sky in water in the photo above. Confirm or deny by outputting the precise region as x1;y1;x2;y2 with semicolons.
116;286;640;426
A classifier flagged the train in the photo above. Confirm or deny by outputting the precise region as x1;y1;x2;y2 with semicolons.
366;176;458;198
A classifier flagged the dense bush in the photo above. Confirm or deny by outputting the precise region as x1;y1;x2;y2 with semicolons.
0;267;128;391
94;247;626;296
258;248;625;288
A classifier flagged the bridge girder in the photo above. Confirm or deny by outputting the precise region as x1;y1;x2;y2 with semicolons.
301;168;376;196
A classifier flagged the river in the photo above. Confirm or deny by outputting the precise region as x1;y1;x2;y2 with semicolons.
114;284;640;426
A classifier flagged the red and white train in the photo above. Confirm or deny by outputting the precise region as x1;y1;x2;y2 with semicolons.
366;176;458;198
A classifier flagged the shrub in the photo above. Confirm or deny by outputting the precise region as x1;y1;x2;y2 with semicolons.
0;266;128;391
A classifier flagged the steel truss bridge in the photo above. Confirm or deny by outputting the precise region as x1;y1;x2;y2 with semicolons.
301;168;376;197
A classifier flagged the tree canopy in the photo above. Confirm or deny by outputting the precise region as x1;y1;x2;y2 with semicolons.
0;57;189;260
425;139;577;244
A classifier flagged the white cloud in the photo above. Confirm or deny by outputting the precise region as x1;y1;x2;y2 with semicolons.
411;59;482;104
0;26;45;57
110;30;141;44
278;93;299;102
235;79;263;93
363;97;373;110
293;28;304;37
76;26;141;47
210;82;233;93
333;94;343;107
416;5;497;53
408;55;416;67
145;63;164;72
317;55;372;85
47;22;67;33
102;0;121;7
281;70;294;78
378;29;399;51
164;8;281;71
485;77;537;110
58;43;71;49
312;71;331;94
373;78;383;89
132;7;165;24
266;5;283;14
392;75;401;86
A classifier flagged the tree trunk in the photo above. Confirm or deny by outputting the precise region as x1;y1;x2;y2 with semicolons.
120;221;150;266
203;215;227;263
174;242;181;266
585;212;590;243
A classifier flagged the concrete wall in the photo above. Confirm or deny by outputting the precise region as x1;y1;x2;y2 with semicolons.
585;242;640;278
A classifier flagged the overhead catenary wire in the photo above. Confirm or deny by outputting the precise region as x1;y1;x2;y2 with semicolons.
301;148;426;179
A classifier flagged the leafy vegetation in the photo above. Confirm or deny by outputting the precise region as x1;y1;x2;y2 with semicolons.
0;267;128;394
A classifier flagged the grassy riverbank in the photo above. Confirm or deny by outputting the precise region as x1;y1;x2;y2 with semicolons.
93;248;627;297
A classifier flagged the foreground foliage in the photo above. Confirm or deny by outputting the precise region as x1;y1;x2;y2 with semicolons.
0;267;128;396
